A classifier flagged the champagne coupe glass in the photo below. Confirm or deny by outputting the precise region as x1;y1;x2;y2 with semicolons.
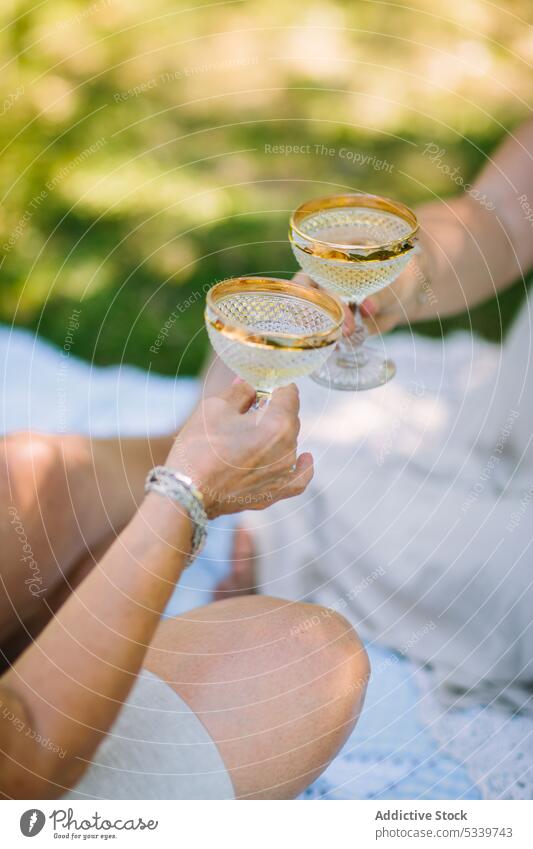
205;276;344;406
289;193;419;391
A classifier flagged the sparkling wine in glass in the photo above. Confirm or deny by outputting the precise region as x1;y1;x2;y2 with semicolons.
289;193;419;391
205;276;344;405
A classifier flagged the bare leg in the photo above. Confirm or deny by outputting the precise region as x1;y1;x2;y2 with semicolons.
144;595;369;799
0;431;173;646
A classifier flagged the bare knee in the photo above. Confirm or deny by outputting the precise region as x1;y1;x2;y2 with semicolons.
4;431;69;512
159;594;369;716
1;432;91;630
282;600;370;731
5;430;60;479
4;431;92;511
146;596;369;799
243;596;369;699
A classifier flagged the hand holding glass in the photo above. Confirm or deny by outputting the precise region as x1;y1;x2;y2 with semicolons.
289;193;419;391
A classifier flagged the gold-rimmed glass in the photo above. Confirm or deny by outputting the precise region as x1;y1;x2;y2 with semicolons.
289;193;419;391
205;276;344;406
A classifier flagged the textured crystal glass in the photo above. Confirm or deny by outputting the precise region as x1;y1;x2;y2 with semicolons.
289;193;419;391
205;276;344;405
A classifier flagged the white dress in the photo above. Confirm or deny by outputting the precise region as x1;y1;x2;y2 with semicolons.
246;295;533;715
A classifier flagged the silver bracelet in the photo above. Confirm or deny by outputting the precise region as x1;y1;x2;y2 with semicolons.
144;466;208;565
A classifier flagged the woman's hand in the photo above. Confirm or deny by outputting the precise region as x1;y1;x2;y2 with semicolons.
165;381;314;518
292;271;357;335
292;261;423;339
358;258;423;335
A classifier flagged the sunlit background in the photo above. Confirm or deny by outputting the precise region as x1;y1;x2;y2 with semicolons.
1;0;532;374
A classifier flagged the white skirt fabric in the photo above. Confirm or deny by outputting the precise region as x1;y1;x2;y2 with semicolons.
64;670;235;800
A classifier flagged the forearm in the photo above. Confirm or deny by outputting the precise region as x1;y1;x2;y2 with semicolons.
406;121;533;324
411;193;519;322
0;493;191;797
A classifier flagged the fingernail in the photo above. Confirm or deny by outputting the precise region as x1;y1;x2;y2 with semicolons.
232;376;244;384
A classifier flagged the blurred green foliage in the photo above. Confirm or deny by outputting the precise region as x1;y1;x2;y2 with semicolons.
1;0;532;374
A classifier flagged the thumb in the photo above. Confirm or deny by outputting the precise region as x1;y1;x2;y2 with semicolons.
219;379;257;413
360;287;405;335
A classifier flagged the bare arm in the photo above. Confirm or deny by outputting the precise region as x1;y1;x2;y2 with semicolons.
0;494;192;798
0;382;312;798
356;121;533;334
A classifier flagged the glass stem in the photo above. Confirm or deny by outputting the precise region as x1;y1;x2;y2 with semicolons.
252;390;271;410
336;303;369;367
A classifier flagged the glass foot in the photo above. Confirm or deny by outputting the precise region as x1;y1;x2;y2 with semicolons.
310;347;396;391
